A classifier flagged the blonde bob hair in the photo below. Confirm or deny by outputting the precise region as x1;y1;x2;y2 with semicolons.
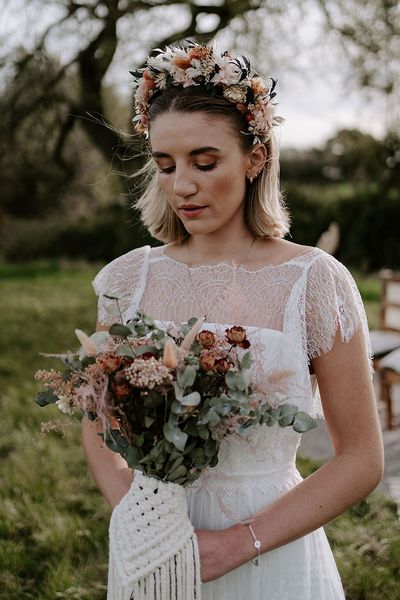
133;85;290;243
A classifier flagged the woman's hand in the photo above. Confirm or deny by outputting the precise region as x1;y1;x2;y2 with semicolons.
195;524;251;582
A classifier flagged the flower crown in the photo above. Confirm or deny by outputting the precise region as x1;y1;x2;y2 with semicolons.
130;41;284;145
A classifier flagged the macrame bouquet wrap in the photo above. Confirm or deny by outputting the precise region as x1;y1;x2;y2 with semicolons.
109;475;201;600
35;310;316;599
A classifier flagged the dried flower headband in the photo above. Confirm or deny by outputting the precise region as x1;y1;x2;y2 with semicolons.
130;41;284;145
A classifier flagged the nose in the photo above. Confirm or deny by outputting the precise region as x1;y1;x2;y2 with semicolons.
172;166;197;197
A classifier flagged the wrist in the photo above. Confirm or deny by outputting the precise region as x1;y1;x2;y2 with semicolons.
221;522;259;569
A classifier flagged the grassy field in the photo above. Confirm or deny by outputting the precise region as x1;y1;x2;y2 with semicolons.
0;262;399;599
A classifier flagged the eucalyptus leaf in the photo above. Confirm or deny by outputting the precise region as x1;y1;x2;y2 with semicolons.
178;366;196;388
240;351;253;370
168;464;188;482
163;421;188;452
197;427;210;440
125;446;142;468
103;429;129;453
109;324;132;338
171;400;186;415
225;370;237;391
143;315;155;326
166;455;184;472
89;331;110;346
116;344;135;358
173;382;184;400
36;389;59;407
293;411;317;433
144;416;155;428
277;403;298;427
235;371;250;391
180;391;201;406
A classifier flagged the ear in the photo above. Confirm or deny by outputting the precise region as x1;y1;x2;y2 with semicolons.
247;143;267;174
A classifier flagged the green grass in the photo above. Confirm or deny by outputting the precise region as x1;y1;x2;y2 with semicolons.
0;262;399;599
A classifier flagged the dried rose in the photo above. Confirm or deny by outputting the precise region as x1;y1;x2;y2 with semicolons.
215;358;233;373
225;326;246;344
197;330;216;348
96;353;123;373
199;350;216;371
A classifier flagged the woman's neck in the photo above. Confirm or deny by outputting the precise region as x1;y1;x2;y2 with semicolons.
182;231;257;265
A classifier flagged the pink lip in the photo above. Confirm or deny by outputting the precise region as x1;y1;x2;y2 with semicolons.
179;205;207;217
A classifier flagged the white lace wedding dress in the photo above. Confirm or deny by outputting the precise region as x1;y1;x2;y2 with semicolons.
92;244;372;600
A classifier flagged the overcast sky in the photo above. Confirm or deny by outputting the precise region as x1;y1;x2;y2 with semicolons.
0;1;388;149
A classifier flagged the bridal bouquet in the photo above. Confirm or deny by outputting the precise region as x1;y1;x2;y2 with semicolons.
35;312;316;599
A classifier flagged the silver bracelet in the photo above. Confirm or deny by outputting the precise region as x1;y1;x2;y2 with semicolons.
242;519;261;566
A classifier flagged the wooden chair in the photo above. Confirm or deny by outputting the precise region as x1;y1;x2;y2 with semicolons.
371;271;400;429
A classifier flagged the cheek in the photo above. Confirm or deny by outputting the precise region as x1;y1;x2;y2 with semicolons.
210;168;246;205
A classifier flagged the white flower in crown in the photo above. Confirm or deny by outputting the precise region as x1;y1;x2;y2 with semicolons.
170;65;200;87
251;102;276;129
210;59;242;86
147;55;172;73
152;70;168;89
223;84;248;104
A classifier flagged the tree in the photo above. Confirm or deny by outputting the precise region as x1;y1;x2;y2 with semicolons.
1;0;267;178
318;0;400;131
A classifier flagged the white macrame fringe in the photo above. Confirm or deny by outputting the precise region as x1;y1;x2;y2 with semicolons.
108;534;201;599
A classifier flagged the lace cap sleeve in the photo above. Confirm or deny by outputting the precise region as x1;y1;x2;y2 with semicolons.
306;251;372;369
92;245;150;326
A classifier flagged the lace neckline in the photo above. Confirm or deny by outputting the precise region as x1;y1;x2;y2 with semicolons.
158;245;316;273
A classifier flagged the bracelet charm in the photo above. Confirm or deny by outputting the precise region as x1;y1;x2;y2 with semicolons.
242;519;261;566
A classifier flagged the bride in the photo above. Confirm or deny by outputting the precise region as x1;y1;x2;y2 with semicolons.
82;41;384;599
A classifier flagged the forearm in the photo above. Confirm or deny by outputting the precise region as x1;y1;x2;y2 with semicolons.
222;452;382;569
81;417;133;509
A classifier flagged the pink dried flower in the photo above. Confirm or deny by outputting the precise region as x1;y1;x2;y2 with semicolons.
123;357;173;389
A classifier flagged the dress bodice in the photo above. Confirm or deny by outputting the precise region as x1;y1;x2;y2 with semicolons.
92;244;372;423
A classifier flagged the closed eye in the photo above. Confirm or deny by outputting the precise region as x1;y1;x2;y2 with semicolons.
158;163;217;174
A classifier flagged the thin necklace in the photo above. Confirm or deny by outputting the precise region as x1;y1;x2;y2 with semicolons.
185;236;257;322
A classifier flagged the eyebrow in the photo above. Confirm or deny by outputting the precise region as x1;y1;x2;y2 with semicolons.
151;146;221;158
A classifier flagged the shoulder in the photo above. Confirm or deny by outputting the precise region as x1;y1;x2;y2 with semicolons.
305;247;357;285
92;245;151;297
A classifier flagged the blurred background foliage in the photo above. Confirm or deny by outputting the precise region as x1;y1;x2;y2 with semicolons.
0;0;399;271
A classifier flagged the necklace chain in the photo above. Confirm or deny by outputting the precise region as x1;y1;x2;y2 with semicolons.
185;236;257;322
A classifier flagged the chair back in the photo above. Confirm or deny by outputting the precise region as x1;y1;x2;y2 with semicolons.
380;270;400;332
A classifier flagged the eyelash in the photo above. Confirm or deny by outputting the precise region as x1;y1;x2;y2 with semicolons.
158;163;217;174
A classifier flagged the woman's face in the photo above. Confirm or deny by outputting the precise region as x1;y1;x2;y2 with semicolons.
149;111;253;237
